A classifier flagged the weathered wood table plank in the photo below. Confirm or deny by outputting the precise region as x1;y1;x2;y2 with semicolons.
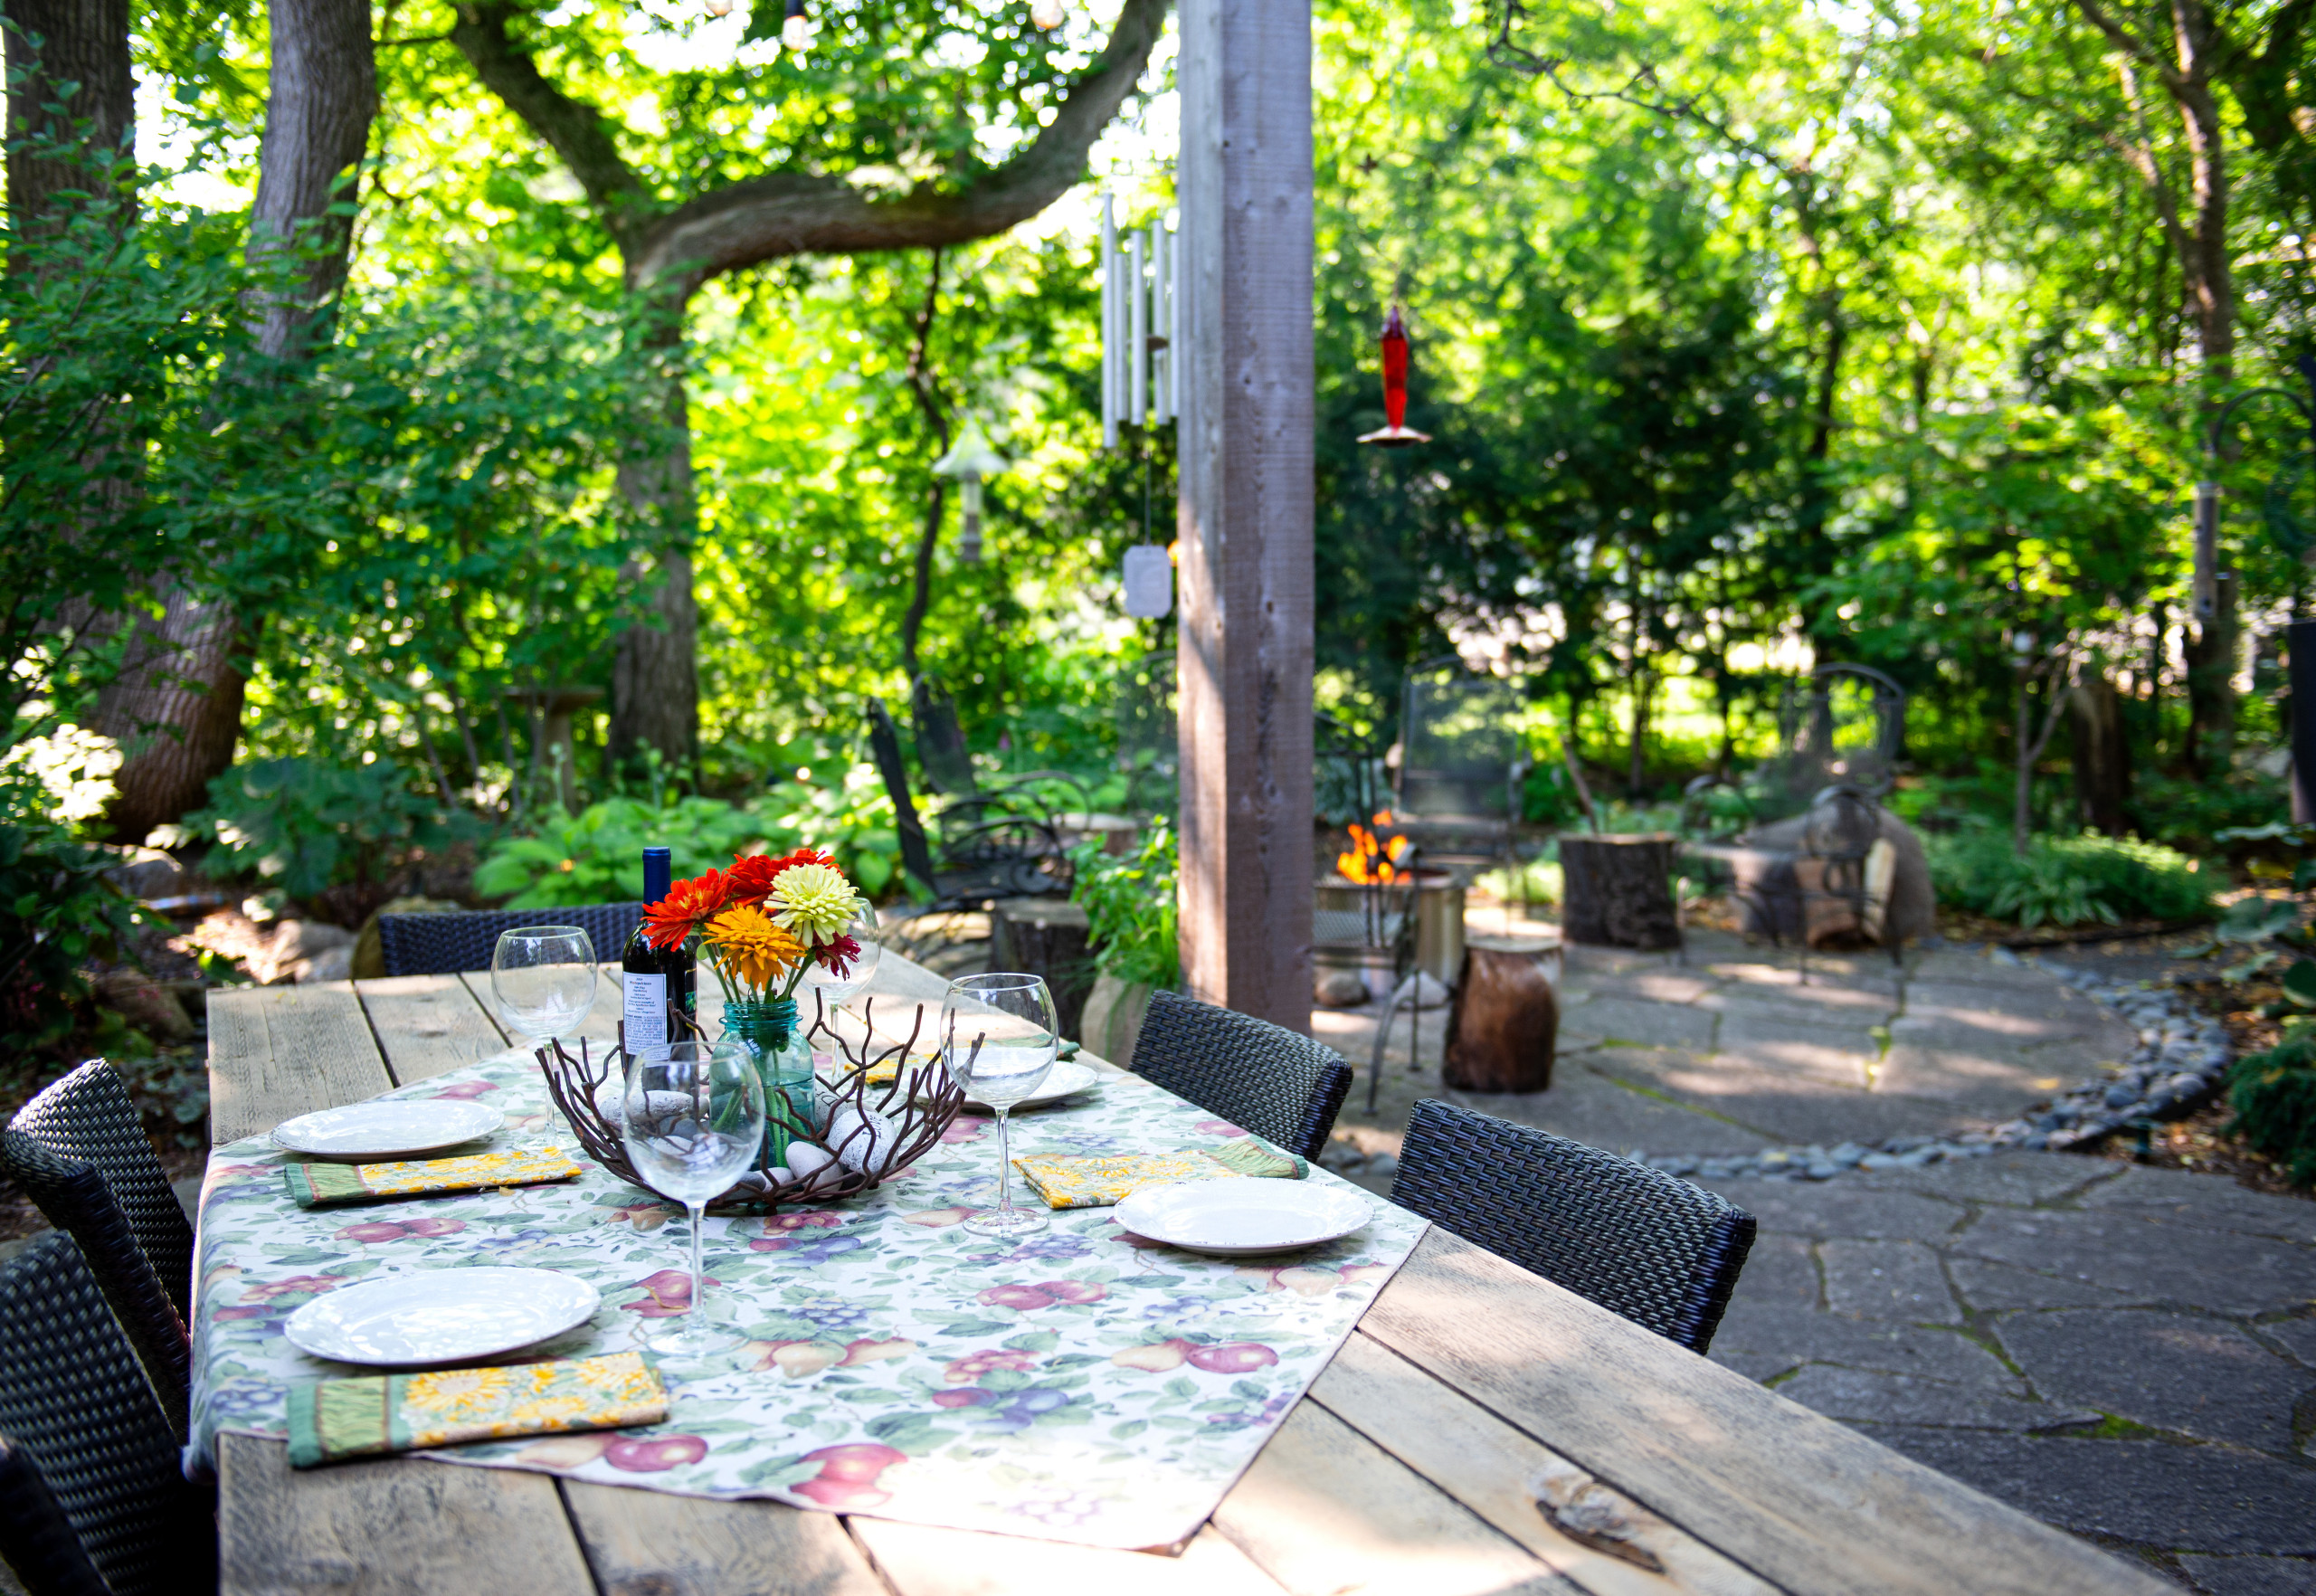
205;965;2169;1596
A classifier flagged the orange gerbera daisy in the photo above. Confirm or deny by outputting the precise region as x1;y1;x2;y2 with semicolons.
640;869;732;951
703;902;806;990
725;847;836;906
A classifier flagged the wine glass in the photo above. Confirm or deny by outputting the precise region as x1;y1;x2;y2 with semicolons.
795;900;884;1025
941;974;1058;1239
622;1040;766;1357
490;926;598;1045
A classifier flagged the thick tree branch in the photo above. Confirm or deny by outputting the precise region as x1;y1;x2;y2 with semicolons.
2067;0;2181;90
451;2;652;246
624;0;1169;290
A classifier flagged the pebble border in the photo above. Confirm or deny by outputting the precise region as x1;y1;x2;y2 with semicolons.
1317;946;2237;1185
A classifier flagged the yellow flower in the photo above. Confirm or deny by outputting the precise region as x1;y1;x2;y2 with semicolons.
768;862;864;945
706;902;805;989
403;1366;513;1425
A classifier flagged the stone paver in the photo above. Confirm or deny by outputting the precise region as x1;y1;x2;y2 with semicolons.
1856;1430;2316;1557
1998;1310;2316;1451
1308;921;2316;1585
2175;1554;2316;1595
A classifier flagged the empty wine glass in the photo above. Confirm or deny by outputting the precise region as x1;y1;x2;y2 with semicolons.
622;1040;766;1357
941;973;1058;1239
490;926;598;1044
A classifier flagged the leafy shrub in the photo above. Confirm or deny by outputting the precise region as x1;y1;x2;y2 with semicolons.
474;765;906;909
0;715;145;1055
1068;820;1180;989
169;758;476;899
474;796;769;907
1922;829;2213;928
2228;1025;2316;1186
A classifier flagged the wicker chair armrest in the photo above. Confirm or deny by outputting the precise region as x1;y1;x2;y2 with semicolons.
0;1435;112;1596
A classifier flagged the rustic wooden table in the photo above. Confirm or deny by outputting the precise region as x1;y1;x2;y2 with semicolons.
204;955;2163;1596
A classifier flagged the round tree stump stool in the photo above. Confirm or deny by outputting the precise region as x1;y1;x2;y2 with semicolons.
1558;832;1680;949
1443;936;1561;1093
991;897;1094;1040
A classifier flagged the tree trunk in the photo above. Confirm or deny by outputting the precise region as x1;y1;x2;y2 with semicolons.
2;0;134;232
2183;567;2238;777
1558;833;1679;949
607;317;702;779
2069;671;2132;834
1443;939;1559;1094
94;0;375;841
245;0;377;363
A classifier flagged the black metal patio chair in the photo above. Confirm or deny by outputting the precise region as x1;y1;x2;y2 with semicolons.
0;1234;216;1596
1391;1098;1756;1354
1678;663;1911;967
1130;991;1353;1162
866;699;1076;913
377;902;642;976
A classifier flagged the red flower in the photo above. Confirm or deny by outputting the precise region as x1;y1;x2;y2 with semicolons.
641;870;733;950
814;935;862;977
725;848;834;905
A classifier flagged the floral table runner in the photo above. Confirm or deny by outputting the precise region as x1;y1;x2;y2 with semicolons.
192;1043;1428;1550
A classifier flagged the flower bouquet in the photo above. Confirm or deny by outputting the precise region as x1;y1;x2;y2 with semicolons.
532;847;963;1211
638;850;869;1167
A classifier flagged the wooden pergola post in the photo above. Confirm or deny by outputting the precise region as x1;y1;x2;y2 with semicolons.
1174;0;1315;1032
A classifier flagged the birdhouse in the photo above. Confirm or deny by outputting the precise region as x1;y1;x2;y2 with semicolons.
931;417;1009;563
1358;303;1431;447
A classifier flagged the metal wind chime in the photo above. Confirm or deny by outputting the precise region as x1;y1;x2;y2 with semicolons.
1098;195;1179;619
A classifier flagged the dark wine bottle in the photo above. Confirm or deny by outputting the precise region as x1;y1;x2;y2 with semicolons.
622;846;696;1059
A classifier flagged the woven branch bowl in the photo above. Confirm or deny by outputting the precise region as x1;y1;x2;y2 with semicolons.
534;993;964;1213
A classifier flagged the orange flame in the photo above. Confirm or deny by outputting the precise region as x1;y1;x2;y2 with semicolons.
1337;812;1411;885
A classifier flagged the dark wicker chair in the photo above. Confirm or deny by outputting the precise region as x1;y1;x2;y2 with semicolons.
376;902;642;976
1391;1098;1756;1354
1129;991;1353;1161
5;1061;193;1316
0;1130;188;1442
0;1234;216;1596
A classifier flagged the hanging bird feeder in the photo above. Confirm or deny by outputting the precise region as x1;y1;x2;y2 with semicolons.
932;417;1008;563
1358;303;1431;447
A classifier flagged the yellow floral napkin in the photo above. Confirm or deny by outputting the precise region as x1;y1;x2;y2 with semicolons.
282;1145;584;1209
1012;1138;1307;1209
286;1351;667;1468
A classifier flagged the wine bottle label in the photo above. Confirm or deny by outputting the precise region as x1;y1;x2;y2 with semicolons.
624;972;670;1061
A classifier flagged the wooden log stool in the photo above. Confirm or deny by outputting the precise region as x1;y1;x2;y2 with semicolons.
1558;832;1680;950
1444;935;1561;1093
990;897;1095;1040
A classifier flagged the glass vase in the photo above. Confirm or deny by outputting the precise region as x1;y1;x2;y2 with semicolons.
719;998;816;1174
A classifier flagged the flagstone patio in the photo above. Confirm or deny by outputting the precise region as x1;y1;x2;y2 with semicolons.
1319;928;2316;1592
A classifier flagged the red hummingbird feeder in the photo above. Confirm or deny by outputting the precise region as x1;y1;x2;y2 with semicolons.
1357;303;1431;447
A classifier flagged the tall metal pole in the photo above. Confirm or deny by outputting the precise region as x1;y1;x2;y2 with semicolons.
1174;0;1315;1030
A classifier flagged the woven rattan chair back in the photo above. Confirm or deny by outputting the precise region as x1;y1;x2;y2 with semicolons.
1391;1098;1756;1353
1128;992;1353;1161
376;903;641;977
6;1062;192;1317
0;1129;189;1441
0;1235;214;1596
0;1434;112;1596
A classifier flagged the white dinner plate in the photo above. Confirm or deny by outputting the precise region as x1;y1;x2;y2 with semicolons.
924;1059;1103;1111
284;1268;601;1366
271;1100;505;1162
1114;1179;1373;1256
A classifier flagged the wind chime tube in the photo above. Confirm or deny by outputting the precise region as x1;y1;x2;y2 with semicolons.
1129;231;1148;427
1148;220;1169;425
1166;224;1180;422
1100;195;1118;450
